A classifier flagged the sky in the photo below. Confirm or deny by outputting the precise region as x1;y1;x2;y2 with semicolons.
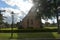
0;0;57;24
0;0;33;24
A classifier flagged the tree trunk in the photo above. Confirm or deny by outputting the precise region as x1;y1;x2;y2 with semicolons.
39;14;43;28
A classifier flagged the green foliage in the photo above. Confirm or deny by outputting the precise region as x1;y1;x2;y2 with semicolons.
36;0;58;19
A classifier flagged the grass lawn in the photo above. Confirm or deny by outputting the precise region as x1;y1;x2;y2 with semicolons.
44;27;58;29
0;32;60;39
17;32;60;39
0;33;17;39
17;32;54;39
52;32;60;39
0;27;60;39
0;28;18;30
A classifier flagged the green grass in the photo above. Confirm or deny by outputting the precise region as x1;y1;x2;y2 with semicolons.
17;32;60;39
44;27;58;29
17;32;54;39
0;32;60;39
0;33;17;39
0;27;60;39
0;28;18;30
52;32;60;39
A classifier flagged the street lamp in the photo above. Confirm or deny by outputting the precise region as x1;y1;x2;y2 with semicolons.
10;12;14;38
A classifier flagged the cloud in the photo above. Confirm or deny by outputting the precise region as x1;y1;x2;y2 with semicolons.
0;0;33;24
1;7;21;13
1;7;24;24
41;19;55;24
47;19;53;24
41;19;45;24
2;0;16;6
1;7;26;18
2;0;33;13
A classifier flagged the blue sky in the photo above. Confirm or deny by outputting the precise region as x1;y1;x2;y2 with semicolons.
0;0;18;9
0;0;33;24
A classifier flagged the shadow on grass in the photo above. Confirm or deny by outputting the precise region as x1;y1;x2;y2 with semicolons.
17;27;57;39
17;32;55;39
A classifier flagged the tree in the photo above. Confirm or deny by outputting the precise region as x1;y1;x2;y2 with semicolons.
33;0;47;28
0;10;5;25
33;0;59;28
17;21;23;29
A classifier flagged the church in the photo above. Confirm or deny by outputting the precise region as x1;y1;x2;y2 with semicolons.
21;5;41;29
